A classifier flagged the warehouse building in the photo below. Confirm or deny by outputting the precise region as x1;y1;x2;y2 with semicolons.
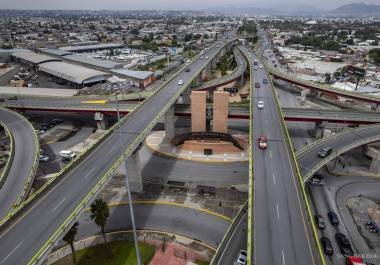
62;54;124;72
11;51;61;70
38;61;111;88
38;48;73;57
58;43;125;53
111;69;154;89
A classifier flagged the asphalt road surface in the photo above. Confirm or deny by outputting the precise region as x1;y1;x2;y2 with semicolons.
0;108;38;219
58;203;231;249
242;46;316;265
0;36;235;265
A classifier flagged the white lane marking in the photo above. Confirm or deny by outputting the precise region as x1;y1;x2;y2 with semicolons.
269;150;272;159
276;204;280;220
52;198;66;213
84;168;97;179
272;173;276;185
282;250;286;265
1;241;23;264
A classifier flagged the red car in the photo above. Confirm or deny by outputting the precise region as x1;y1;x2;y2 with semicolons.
258;136;268;149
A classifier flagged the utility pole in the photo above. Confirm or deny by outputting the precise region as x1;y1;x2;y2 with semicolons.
113;83;142;265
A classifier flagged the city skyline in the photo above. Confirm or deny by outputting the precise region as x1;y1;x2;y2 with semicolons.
1;0;380;11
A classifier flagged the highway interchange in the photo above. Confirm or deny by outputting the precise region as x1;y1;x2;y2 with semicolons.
0;26;380;265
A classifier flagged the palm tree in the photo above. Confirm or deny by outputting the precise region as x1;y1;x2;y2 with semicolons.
63;222;79;265
90;199;112;257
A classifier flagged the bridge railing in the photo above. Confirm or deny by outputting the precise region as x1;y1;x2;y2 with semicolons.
210;201;248;265
0;38;236;265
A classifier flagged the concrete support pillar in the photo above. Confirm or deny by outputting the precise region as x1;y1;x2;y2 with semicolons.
164;106;175;140
314;121;327;139
300;89;310;105
181;88;191;104
125;149;143;192
371;103;378;111
191;73;203;88
211;58;217;70
364;145;380;174
95;112;108;130
191;91;207;132
369;157;380;174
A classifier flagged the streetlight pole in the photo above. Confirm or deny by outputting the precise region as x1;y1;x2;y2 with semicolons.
113;83;142;265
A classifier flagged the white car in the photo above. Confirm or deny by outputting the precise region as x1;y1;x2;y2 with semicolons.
234;250;247;265
39;155;49;162
257;100;264;109
259;64;263;69
177;79;184;85
253;66;258;70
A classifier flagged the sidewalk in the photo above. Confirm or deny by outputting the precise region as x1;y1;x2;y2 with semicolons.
145;131;249;163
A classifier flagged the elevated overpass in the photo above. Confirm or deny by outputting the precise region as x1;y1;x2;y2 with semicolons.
240;46;320;265
0;108;39;219
195;47;247;91
267;62;380;107
7;95;380;124
0;35;237;265
297;124;380;183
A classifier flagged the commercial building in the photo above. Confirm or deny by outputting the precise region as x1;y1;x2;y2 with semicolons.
11;51;61;69
62;54;124;72
111;69;154;89
58;43;125;53
38;61;111;88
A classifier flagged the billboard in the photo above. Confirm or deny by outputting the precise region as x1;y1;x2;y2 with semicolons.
347;65;366;79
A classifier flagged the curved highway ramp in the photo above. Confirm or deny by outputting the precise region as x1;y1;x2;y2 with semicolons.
297;124;380;182
0;108;39;219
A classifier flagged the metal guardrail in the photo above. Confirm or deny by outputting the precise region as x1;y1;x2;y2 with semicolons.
11;38;237;265
0;120;14;191
210;201;248;265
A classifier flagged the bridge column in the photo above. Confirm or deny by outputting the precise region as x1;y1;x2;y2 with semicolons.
124;147;143;193
211;58;217;70
94;112;108;130
191;73;203;88
314;121;327;139
371;103;378;111
164;106;175;140
300;89;310;105
364;145;380;174
181;87;191;104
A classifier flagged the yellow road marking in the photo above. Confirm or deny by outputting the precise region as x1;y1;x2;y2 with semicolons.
80;100;108;104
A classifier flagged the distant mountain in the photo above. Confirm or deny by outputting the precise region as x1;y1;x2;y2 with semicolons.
329;3;380;15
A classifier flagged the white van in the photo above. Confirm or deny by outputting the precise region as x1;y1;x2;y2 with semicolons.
59;150;76;161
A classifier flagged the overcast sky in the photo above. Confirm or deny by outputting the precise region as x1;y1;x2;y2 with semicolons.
1;0;379;10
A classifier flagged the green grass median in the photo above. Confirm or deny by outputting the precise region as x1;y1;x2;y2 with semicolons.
53;241;154;265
